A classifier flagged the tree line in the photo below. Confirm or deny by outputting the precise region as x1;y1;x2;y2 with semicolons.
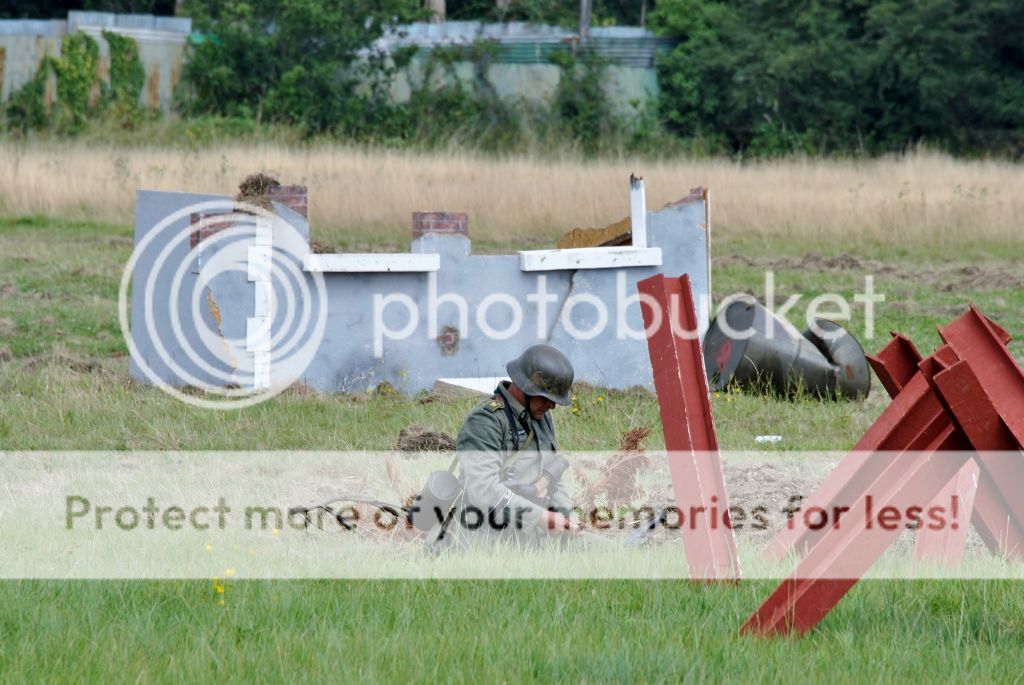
4;0;1022;157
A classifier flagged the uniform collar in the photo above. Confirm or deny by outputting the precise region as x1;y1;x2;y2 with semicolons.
496;381;531;425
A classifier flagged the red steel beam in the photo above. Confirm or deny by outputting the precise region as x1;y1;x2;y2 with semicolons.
743;426;968;635
638;273;740;581
864;334;979;564
764;342;965;561
914;460;979;564
940;307;1024;445
867;331;923;398
745;352;963;634
938;308;1024;553
929;355;1024;560
868;320;1019;561
746;308;1024;635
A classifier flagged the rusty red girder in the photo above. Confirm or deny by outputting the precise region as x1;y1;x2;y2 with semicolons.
764;339;966;561
862;334;975;564
868;331;923;397
914;460;979;564
637;273;740;581
864;334;980;563
746;307;1024;636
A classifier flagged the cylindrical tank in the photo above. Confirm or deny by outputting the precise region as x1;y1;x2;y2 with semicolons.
702;298;870;400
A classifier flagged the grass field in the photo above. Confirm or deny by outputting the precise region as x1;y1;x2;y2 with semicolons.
2;142;1024;255
2;146;1024;682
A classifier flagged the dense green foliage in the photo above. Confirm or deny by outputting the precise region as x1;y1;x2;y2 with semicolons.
550;50;622;156
177;0;424;136
2;31;149;135
103;30;145;107
652;0;1024;156
174;0;665;156
172;0;1024;157
402;42;532;153
50;32;102;133
4;0;1023;157
3;62;50;134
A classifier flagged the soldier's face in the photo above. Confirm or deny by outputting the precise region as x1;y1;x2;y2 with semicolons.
528;396;556;420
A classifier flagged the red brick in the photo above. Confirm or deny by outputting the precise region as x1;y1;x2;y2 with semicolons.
268;185;308;217
189;211;235;248
412;211;469;239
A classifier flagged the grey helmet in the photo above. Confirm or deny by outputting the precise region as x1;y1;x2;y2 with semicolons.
506;345;574;405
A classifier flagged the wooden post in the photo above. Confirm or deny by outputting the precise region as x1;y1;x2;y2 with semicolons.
428;0;446;22
630;174;647;248
579;0;592;40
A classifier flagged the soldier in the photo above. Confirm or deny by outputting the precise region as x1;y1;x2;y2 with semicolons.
455;344;580;545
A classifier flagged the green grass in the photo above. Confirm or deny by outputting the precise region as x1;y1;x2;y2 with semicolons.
2;216;1024;682
1;580;1023;683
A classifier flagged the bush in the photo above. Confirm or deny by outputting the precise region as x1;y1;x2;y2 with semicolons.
177;0;424;136
652;0;1024;157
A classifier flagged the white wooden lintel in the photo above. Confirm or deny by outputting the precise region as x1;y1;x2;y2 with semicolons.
303;253;441;273
518;247;662;272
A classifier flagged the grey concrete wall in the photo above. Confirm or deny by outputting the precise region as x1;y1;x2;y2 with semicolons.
0;35;60;102
0;19;187;114
390;57;659;116
1;16;660;119
129;188;711;396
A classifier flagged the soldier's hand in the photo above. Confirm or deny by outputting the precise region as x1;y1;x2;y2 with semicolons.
542;511;581;534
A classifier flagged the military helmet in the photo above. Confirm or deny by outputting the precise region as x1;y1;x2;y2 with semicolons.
506;345;574;405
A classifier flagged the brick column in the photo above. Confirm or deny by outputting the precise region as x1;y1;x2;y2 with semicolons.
190;212;235;248
267;185;308;218
412;211;469;239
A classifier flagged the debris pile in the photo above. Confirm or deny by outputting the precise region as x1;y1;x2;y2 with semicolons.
573;427;652;511
235;173;280;211
395;424;456;453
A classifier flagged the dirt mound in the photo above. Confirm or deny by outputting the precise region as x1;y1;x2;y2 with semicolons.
805;251;862;270
21;351;103;374
395;424;456;453
281;382;321;397
939;265;1024;293
309;239;338;254
715;251;866;273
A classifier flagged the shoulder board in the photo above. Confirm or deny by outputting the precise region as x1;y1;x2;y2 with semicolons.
485;398;504;413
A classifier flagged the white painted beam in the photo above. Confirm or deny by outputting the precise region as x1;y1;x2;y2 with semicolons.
434;377;509;398
630;174;647;248
519;246;662;271
303;253;441;273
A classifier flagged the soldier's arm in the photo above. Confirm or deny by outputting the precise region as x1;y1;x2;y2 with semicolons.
457;410;546;532
541;416;574;517
548;478;572;514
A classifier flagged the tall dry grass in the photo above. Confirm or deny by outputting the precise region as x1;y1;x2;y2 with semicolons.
1;142;1022;251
